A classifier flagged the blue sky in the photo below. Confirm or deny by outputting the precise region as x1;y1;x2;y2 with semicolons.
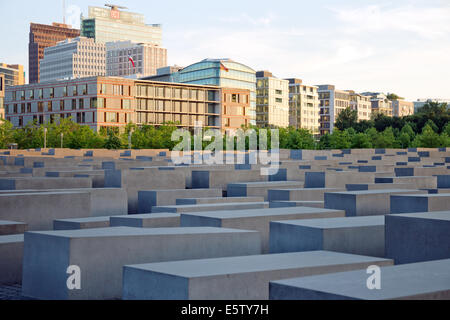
1;0;449;100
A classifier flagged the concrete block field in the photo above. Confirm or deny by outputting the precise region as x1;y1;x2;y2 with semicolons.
0;147;449;300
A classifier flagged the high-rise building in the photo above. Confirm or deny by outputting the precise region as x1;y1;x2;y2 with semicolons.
317;85;351;135
29;22;80;84
255;71;289;128
4;77;250;132
0;63;25;87
0;74;5;119
177;58;257;126
391;99;414;117
40;37;106;83
286;78;319;135
106;41;167;78
81;5;162;45
346;90;372;121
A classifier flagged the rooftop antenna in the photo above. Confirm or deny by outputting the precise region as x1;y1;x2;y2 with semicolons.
105;4;128;10
62;0;66;24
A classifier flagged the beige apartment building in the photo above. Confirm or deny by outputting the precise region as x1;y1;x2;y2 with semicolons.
392;99;414;117
286;78;319;135
0;74;4;119
4;77;250;132
347;90;372;121
106;41;167;78
40;37;106;82
256;71;289;128
317;85;351;135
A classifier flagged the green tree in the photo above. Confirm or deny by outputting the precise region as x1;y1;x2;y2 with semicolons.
286;129;315;150
386;93;404;101
329;129;351;149
0;119;14;149
412;124;446;148
104;131;122;150
351;133;372;149
335;107;358;131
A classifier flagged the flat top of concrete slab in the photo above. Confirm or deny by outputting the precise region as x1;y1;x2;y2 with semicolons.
0;191;89;197
228;181;304;187
273;216;385;229
0;220;26;226
389;211;450;221
155;202;268;209
271;259;450;300
54;217;111;223
26;226;258;239
391;193;450;198
270;188;339;192
180;207;342;219
0;234;24;243
139;188;221;193
125;251;392;278
111;213;180;220
328;189;422;195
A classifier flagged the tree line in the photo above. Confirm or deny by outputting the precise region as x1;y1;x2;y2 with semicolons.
0;102;448;150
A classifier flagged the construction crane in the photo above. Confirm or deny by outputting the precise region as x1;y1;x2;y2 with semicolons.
105;4;128;10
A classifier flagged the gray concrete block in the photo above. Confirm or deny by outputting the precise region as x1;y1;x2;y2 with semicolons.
110;213;180;228
386;211;450;264
227;181;304;200
390;194;450;213
0;177;92;190
0;220;28;235
270;259;450;300
138;189;222;213
270;216;385;257
53;217;110;230
0;234;24;285
176;196;264;205
181;207;345;253
269;201;324;208
325;189;426;217
123;251;393;300
152;202;269;213
268;188;342;202
22;227;262;300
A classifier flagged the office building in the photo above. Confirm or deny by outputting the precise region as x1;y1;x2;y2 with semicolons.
255;71;289;128
177;58;257;126
81;5;162;45
391;99;414;117
347;90;372;121
286;78;319;135
4;77;250;132
141;65;183;83
317;85;351;135
0;63;25;87
0;74;4;119
29;22;80;83
106;41;167;78
40;37;106;83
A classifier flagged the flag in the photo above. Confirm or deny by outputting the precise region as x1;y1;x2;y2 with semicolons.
128;55;136;68
220;62;229;72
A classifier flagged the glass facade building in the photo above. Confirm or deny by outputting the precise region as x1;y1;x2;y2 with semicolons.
178;59;257;125
81;6;162;45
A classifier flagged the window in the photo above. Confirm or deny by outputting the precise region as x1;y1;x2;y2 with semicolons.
232;94;238;103
47;101;52;112
49;88;54;98
79;98;84;109
275;98;283;103
82;84;87;95
275;90;282;95
38;89;43;99
90;98;97;109
60;100;65;109
72;86;77;96
27;103;31;113
29;90;34;100
63;86;68;97
38;102;43;113
72;99;76;110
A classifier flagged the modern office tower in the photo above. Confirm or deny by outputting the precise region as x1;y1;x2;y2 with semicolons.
106;41;167;78
81;5;162;45
317;85;351;135
414;99;450;112
286;78;320;135
255;71;289;128
177;58;257;126
141;66;184;82
391;99;415;117
4;77;250;132
0;74;4;119
361;93;393;117
346;90;372;121
0;63;25;87
29;22;80;84
40;37;106;83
